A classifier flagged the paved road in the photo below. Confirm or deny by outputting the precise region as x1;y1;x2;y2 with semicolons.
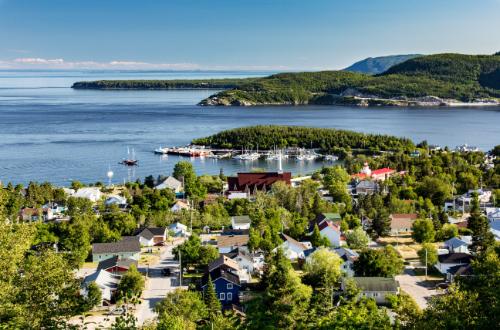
135;240;184;325
396;269;439;309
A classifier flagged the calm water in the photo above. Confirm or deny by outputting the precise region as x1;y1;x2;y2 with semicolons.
1;70;499;186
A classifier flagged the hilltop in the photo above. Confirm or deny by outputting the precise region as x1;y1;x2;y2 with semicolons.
344;54;422;74
200;53;500;106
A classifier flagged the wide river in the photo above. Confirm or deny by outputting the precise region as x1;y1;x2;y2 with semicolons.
1;70;499;186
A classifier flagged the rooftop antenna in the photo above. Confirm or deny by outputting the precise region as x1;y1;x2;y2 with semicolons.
106;165;114;187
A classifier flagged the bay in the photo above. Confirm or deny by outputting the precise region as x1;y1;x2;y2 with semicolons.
0;70;499;186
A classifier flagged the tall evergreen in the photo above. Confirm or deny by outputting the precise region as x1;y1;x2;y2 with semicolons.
371;208;391;237
204;275;221;320
468;193;494;254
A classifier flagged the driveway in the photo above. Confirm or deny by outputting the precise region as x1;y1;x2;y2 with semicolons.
396;269;440;309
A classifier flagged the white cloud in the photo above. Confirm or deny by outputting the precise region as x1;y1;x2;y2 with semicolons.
0;57;300;71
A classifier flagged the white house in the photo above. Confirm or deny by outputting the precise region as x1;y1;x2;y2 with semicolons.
333;247;359;277
136;227;167;246
316;221;341;247
490;220;500;241
231;215;251;230
443;237;470;254
168;222;189;237
74;187;102;202
92;237;141;263
155;176;183;193
171;200;190;213
275;233;310;260
435;253;474;278
342;277;400;304
105;195;127;207
217;235;249;254
82;269;121;305
486;208;500;222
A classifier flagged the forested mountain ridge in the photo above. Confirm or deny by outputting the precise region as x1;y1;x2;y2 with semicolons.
344;54;421;74
200;53;500;106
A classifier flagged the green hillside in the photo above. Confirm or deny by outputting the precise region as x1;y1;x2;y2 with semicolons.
200;53;500;106
71;78;252;89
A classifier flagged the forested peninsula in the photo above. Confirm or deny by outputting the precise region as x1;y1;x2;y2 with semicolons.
191;125;415;154
72;53;500;107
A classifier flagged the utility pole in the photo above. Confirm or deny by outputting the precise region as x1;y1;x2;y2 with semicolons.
179;249;182;287
189;199;193;234
425;248;428;281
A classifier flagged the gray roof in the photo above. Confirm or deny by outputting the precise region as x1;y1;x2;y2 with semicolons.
444;237;468;249
356;180;377;189
92;237;140;254
136;227;166;240
96;255;138;271
232;215;251;224
333;247;359;261
348;277;399;292
155;176;182;190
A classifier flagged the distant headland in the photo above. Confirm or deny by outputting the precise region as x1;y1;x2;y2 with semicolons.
72;53;500;107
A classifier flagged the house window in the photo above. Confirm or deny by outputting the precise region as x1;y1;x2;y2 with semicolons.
227;283;233;289
373;293;379;297
219;293;225;301
227;292;232;301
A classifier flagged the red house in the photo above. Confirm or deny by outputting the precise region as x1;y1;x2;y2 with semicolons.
227;172;292;195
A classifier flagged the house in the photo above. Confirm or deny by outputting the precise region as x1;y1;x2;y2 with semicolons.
352;163;395;181
155;176;183;193
341;277;400;304
316;220;342;247
92;237;141;263
456;189;492;211
490;220;500;241
171;200;190;213
82;269;121;305
96;255;138;275
201;268;241;305
355;180;378;195
333;247;359;277
217;235;249;253
316;213;342;223
168;222;189;237
276;233;310;260
42;202;67;220
446;264;473;282
390;213;418;235
136;227;167;246
435;253;474;281
227;192;248;200
486;208;500;222
231;215;251;230
225;247;264;277
105;195;127;208
73;187;102;202
226;172;292;195
443;236;471;254
19;207;53;222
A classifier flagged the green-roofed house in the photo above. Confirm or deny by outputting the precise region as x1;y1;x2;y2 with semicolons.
341;277;400;304
317;213;341;223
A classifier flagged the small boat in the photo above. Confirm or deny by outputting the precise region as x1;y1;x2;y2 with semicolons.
120;147;138;166
324;155;339;162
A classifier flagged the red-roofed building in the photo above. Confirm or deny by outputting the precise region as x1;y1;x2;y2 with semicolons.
352;162;395;181
227;172;291;195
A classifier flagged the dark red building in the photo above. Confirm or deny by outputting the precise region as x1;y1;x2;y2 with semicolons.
227;172;292;194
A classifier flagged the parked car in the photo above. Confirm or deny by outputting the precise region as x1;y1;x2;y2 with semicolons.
110;306;127;315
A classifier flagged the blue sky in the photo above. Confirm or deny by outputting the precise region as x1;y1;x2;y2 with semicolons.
0;0;499;70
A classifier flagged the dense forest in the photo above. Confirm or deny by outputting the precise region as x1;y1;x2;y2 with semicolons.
71;78;253;90
192;125;415;153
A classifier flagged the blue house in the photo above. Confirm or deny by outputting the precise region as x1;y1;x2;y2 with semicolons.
202;255;241;305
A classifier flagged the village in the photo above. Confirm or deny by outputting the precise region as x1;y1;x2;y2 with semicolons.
6;142;498;329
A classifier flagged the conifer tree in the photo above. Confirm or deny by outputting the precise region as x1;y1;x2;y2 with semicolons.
468;193;494;254
204;275;221;320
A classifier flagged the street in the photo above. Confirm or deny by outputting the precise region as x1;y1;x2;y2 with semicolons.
396;268;440;309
